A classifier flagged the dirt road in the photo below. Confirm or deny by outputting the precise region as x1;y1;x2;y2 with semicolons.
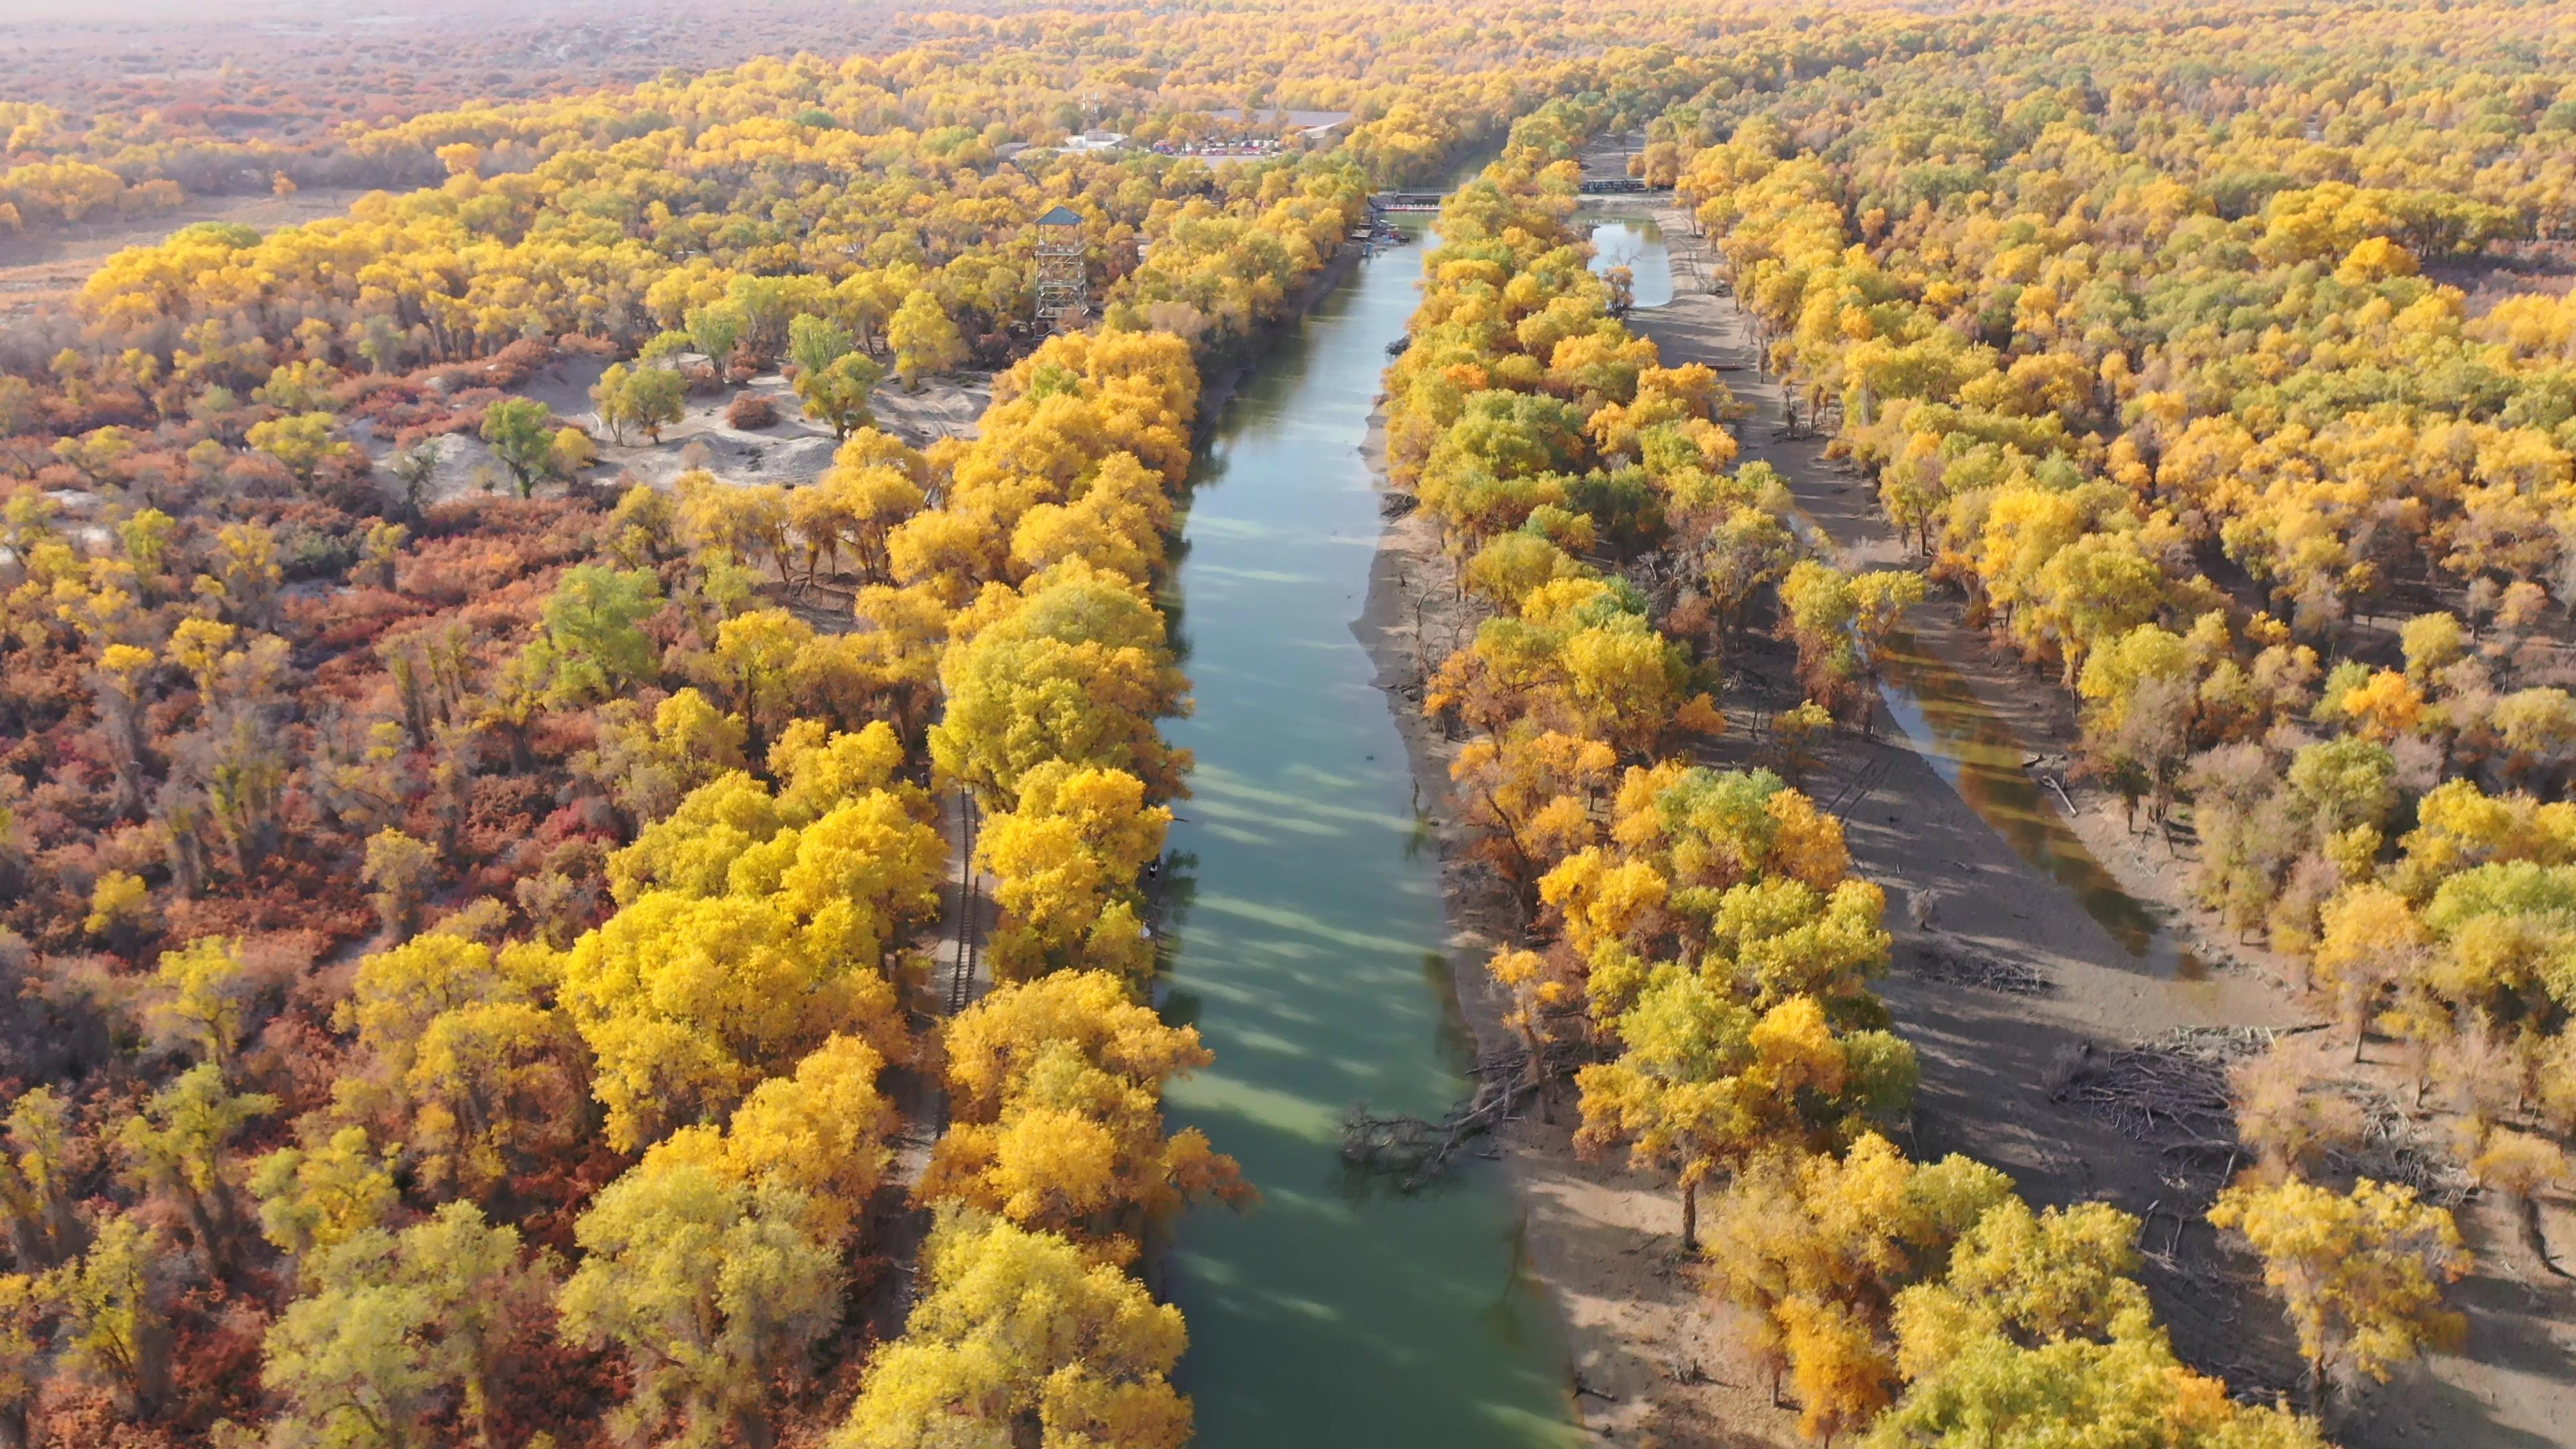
863;788;989;1340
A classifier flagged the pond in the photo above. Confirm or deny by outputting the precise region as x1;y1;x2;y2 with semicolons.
1581;213;1673;311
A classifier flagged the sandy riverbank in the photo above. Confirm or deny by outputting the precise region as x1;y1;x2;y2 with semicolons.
1348;203;2576;1448
1352;405;1800;1447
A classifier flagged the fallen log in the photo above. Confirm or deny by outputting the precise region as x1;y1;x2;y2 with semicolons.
1341;1042;1585;1189
1341;1076;1540;1191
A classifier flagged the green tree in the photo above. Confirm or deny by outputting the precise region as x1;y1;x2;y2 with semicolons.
787;313;854;376
596;362;687;445
2286;736;2398;842
685;303;746;372
262;1204;551;1449
354;314;408;375
478;398;554;497
631;365;688;443
400;1203;551;1445
526;564;664;706
794;352;885;439
641;330;693;366
262;1232;443;1449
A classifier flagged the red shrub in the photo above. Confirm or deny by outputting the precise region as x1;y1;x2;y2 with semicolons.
297;585;423;651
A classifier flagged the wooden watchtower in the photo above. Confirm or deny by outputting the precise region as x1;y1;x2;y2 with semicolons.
1033;204;1087;331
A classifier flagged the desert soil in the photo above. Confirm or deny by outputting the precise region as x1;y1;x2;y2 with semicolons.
1348;201;2576;1448
364;354;991;504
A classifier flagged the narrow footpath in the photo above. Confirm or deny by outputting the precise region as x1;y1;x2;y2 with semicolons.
866;787;989;1338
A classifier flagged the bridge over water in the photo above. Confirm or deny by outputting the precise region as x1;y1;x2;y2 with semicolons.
1369;178;1670;212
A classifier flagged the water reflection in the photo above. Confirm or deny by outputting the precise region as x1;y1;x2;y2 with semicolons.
1764;489;2208;979
1580;213;1674;310
1871;631;2210;980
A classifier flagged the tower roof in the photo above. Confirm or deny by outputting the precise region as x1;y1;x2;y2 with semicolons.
1034;204;1081;225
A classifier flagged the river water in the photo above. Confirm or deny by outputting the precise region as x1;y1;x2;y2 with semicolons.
1869;631;2210;977
1155;227;1582;1442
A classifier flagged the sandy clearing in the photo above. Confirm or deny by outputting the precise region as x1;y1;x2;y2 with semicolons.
360;355;991;503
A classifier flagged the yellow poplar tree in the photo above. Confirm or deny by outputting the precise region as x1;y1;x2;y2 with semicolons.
977;761;1171;980
2208;1176;2470;1407
831;1212;1190;1449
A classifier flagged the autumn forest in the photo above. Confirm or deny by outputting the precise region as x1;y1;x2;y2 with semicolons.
3;1;2576;1446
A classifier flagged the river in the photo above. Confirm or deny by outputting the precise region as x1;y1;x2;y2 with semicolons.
1155;219;1583;1441
1149;191;2195;1444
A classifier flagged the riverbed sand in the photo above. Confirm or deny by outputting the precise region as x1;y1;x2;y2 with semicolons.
1350;203;2576;1447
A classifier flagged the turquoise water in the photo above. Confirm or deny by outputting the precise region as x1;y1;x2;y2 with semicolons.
1155;228;1582;1444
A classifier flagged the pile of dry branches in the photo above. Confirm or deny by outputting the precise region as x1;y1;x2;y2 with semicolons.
2325;1085;2474;1207
2044;1027;2255;1166
1907;933;2053;996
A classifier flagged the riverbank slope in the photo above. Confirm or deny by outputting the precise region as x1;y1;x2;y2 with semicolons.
1354;200;2576;1448
1356;409;1797;1449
